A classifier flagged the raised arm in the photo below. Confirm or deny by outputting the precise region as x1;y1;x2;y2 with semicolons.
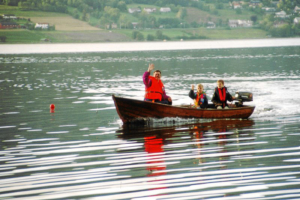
143;64;155;88
143;71;152;88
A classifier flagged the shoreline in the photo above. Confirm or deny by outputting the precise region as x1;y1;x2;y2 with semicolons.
1;38;300;54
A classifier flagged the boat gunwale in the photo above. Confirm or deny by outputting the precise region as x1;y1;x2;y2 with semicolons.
113;95;255;111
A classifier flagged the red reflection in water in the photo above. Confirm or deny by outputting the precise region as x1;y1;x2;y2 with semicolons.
144;136;166;176
144;136;167;195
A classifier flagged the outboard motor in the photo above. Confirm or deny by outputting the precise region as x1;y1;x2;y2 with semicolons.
235;92;253;107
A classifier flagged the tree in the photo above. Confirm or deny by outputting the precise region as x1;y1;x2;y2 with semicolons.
5;0;18;6
250;15;258;23
147;34;155;41
176;7;187;19
156;30;163;40
117;1;127;12
236;8;242;14
103;6;120;22
132;30;139;39
136;32;144;41
0;36;7;43
270;24;292;37
278;0;300;14
119;14;130;29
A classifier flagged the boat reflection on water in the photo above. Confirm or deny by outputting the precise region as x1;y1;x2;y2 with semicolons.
117;119;255;138
115;119;255;198
117;119;255;172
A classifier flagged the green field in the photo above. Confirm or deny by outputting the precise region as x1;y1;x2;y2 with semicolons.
114;27;267;40
0;5;67;17
0;30;54;43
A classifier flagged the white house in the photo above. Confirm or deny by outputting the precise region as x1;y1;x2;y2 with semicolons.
233;2;242;9
294;17;300;24
144;8;156;13
128;8;141;14
262;7;276;12
131;22;138;29
249;0;261;8
206;21;216;28
238;20;253;27
294;6;300;13
3;14;17;19
275;11;288;18
160;7;171;12
228;20;253;28
229;20;238;28
35;23;49;29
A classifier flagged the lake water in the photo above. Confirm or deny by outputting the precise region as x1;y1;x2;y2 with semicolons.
1;43;300;199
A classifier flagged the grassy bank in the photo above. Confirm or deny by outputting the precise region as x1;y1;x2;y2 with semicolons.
0;30;54;43
0;27;268;44
114;27;268;40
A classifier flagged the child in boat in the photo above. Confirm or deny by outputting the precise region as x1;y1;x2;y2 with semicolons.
189;84;208;109
211;79;235;109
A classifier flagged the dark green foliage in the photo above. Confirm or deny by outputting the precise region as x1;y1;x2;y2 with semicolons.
132;30;144;40
0;36;7;42
158;18;181;28
146;34;155;41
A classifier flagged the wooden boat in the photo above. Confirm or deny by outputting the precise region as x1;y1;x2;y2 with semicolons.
112;95;255;123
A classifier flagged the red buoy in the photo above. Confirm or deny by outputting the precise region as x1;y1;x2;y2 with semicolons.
50;104;55;113
50;104;55;110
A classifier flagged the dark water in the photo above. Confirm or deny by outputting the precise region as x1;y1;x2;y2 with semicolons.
1;47;300;199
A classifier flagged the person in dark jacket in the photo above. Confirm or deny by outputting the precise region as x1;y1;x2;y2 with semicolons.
212;79;235;109
189;84;208;109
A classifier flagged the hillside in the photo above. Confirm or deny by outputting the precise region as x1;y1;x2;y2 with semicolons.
1;0;300;43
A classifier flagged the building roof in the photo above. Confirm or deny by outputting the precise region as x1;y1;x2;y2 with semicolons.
0;21;18;25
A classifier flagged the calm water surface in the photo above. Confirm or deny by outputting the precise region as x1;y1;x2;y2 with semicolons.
1;46;300;199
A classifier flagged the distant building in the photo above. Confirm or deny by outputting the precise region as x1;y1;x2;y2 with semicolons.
238;20;253;27
249;0;261;8
233;2;242;9
144;8;157;13
229;20;238;28
131;22;138;29
271;1;279;7
0;21;19;29
228;19;253;28
294;6;300;14
2;14;17;19
262;7;276;13
105;23;118;29
35;23;49;29
160;7;171;12
128;8;141;14
275;11;288;19
111;23;118;29
206;21;216;28
294;17;300;24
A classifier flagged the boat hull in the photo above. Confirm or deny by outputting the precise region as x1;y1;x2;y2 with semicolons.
112;95;255;123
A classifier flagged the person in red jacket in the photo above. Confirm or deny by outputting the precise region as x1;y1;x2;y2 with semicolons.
143;63;172;105
212;79;235;109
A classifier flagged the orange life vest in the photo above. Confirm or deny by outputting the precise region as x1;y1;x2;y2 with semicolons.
145;76;164;101
194;92;205;107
